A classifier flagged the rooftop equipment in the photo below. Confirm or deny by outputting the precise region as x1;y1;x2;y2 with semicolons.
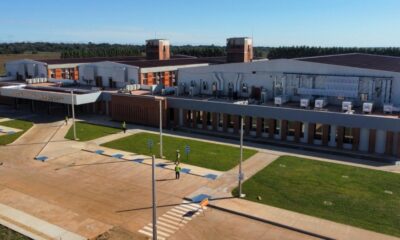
274;96;288;106
260;89;268;104
342;101;353;112
383;104;393;114
300;97;312;108
315;98;328;109
362;102;373;114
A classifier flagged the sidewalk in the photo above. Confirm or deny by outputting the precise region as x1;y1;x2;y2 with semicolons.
208;198;399;240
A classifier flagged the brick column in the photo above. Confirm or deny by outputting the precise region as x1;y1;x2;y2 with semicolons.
212;112;218;131
223;114;228;132
397;132;400;158
385;131;394;155
202;111;208;130
268;119;275;139
307;123;316;144
183;110;189;127
256;118;263;137
281;120;288;140
294;121;301;143
368;129;376;153
233;115;240;134
322;124;330;146
245;117;251;135
352;128;360;151
336;126;344;149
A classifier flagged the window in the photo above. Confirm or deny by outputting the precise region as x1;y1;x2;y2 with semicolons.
343;127;353;144
314;124;323;140
242;83;248;93
218;113;223;128
263;118;269;133
228;115;234;128
251;117;256;131
203;81;208;91
275;120;280;135
288;121;296;136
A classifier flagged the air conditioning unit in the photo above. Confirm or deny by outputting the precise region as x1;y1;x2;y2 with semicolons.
300;98;311;108
315;98;328;109
189;86;194;97
342;101;352;112
260;90;268;104
274;96;288;106
362;102;373;114
383;104;393;114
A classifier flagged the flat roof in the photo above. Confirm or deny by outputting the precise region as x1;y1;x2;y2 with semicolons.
119;56;226;68
297;53;400;73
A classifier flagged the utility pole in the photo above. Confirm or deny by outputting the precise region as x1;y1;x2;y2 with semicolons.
151;155;157;240
70;90;77;140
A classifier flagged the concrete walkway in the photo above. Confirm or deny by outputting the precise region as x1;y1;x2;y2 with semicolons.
208;198;399;240
0;203;86;240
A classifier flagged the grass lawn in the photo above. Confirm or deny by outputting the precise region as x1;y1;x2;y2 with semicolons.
65;122;121;141
0;120;33;145
0;225;30;240
233;156;400;237
101;132;257;171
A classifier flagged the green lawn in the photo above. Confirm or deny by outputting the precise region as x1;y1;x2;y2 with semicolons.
0;225;30;240
65;122;121;141
101;132;257;171
233;156;400;237
0;120;33;145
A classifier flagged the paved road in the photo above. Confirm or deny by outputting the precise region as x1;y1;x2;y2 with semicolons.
0;112;324;239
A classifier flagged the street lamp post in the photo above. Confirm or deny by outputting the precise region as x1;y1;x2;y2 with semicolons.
151;155;157;240
70;90;77;140
155;97;165;158
234;100;248;198
239;115;244;197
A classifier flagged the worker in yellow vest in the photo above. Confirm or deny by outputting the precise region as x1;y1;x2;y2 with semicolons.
175;163;181;179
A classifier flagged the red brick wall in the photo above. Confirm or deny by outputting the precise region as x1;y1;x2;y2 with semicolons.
111;94;167;128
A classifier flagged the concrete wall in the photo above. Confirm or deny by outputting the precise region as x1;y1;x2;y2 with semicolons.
79;61;139;88
5;60;47;80
177;59;400;106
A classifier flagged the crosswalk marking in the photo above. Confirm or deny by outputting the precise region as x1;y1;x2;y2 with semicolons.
138;200;207;239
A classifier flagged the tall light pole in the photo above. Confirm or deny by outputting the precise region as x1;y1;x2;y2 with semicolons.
234;100;248;198
151;155;157;240
70;90;77;140
239;115;244;197
155;97;165;158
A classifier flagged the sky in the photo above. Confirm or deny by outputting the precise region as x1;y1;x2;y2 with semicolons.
1;0;400;47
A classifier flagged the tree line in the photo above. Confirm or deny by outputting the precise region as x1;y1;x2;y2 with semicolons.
1;42;400;59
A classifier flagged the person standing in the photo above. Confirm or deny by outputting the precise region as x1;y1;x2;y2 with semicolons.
65;116;68;125
175;163;181;180
122;121;126;133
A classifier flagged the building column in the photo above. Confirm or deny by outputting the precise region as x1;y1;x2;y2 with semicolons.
183;110;189;127
359;128;369;152
233;115;239;134
307;123;315;144
178;108;183;126
174;108;179;127
281;120;288;141
202;111;208;130
223;114;228;132
322;124;329;146
328;125;337;147
192;111;197;128
396;132;400;158
352;128;360;151
245;116;251;135
268;119;275;139
294;121;301;143
336;126;344;149
385;131;394;155
302;122;308;143
375;130;386;154
256;118;263;137
212;112;218;131
368;129;376;153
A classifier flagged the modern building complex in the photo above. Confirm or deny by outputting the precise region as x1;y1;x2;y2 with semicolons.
1;38;399;161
